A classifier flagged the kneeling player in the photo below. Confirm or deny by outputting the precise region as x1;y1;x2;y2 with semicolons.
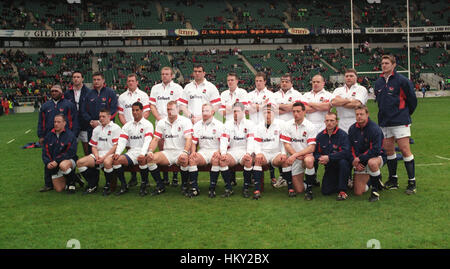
348;105;385;202
280;102;317;200
76;109;121;194
253;105;287;199
219;102;255;198
314;112;351;200
113;102;154;196
146;101;193;196
189;103;225;198
42;114;78;193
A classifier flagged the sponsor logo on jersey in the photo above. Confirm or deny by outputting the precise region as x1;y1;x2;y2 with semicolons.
200;135;214;140
164;134;179;139
130;135;143;140
99;137;108;142
157;96;170;101
233;136;245;141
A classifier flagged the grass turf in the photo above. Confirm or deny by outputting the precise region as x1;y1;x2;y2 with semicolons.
0;97;448;249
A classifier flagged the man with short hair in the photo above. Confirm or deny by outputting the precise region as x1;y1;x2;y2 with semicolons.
150;67;183;187
64;71;92;156
81;72;118;144
247;72;275;123
219;102;256;198
314;112;351;200
280;102;317;200
113;102;154;196
42;114;78;194
331;69;368;133
219;72;248;123
178;65;221;124
38;84;79;192
146;101;193;196
253;105;287;199
76;108;121;195
348;105;385;202
117;73;151;187
190;103;225;198
374;55;418;195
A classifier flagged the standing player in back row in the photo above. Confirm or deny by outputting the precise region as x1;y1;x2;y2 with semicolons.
375;55;418;195
178;64;221;124
150;67;183;187
219;72;248;123
117;73;151;187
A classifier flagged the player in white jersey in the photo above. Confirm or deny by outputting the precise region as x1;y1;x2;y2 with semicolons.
247;72;275;124
280;102;317;200
331;69;368;133
149;67;183;187
189;103;225;198
146;101;193;196
219;102;256;198
253;105;288;199
76;108;121;195
113;102;154;196
219;72;249;123
273;73;303;122
117;74;151;187
302;74;333;186
178;64;221;124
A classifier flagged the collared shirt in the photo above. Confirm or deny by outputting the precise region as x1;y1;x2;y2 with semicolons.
247;87;275;123
332;83;368;120
116;117;154;156
220;87;249;122
254;118;286;154
154;115;193;151
178;79;221;117
313;127;351;162
192;118;224;150
117;88;150;123
220;118;256;154
302;88;333;129
280;118;317;153
89;121;122;155
150;81;183;119
273;87;303;122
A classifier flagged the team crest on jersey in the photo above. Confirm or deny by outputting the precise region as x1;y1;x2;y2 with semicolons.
389;87;394;91
320;97;324;102
212;129;216;134
263;95;266;100
170;91;173;95
102;97;106;101
302;131;307;137
203;89;207;94
274;130;278;135
178;126;181;132
352;92;356;97
140;128;144;133
288;97;292;102
333;144;338;149
137;98;141;102
244;128;247;133
59;108;64;112
236;98;239;102
108;131;111;135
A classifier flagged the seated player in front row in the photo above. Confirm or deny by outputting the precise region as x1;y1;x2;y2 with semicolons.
42;114;78;193
76;108;122;195
253;104;287;200
219;102;256;198
113;102;154;196
189;103;225;198
146;101;193;196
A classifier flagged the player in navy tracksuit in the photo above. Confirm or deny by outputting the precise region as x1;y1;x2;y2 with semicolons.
37;85;79;192
314;112;351;200
81;72;118;144
348;105;385;202
375;55;418;194
42;114;79;194
64;71;92;156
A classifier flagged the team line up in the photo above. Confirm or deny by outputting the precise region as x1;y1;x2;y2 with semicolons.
38;54;418;202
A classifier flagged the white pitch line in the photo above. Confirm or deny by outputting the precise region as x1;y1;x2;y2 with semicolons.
435;155;450;161
416;163;443;167
7;139;15;144
25;129;31;134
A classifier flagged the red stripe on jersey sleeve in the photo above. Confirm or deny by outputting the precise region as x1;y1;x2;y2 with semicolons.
254;137;262;142
210;98;221;104
307;138;316;144
118;106;124;111
144;132;153;137
89;139;98;145
178;98;188;105
183;129;193;135
143;104;150;110
119;134;129;140
154;132;162;139
149;97;156;103
246;133;254;138
280;134;291;142
112;138;119;144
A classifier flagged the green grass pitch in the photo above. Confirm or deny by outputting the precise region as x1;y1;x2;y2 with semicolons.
0;97;449;249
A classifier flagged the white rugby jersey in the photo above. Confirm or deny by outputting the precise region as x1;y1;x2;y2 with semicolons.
219;88;249;122
273;87;303;122
149;81;183;119
302;88;333;128
178;79;221;117
280;118;317;153
220;118;255;155
332;83;368;128
89;121;122;155
116;117;154;156
154;115;193;151
117;88;151;123
254;118;286;154
192;118;224;151
247;88;275;123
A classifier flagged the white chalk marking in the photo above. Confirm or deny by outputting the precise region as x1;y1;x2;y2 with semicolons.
416;163;443;167
7;139;15;144
435;155;450;161
25;129;31;134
